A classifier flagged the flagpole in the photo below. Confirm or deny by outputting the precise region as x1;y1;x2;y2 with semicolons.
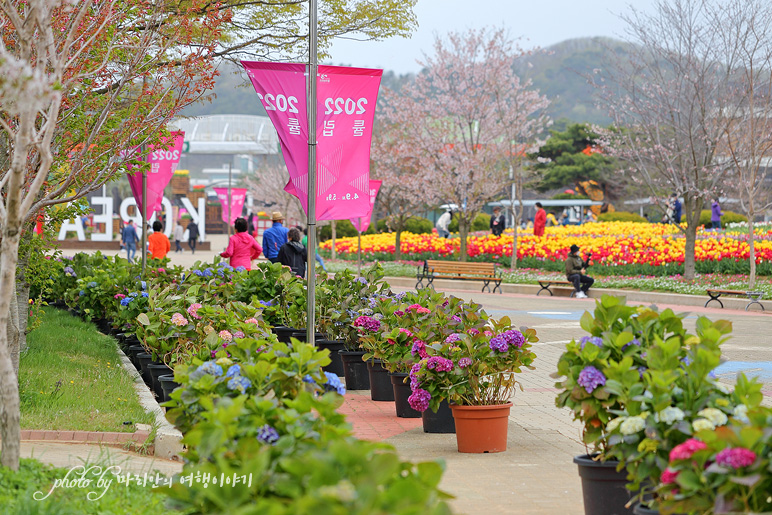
228;163;233;235
357;219;362;277
141;147;147;276
306;0;318;346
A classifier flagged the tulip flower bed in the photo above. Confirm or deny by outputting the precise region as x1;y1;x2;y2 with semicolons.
320;222;772;276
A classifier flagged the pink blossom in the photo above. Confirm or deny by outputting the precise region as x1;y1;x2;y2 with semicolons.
218;330;233;342
715;448;756;468
187;303;202;320
245;318;259;324
114;294;126;299
171;313;188;327
669;439;707;461
660;469;679;485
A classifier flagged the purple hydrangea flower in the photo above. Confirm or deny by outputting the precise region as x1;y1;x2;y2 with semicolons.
489;335;509;352
256;424;280;444
409;362;422;390
353;315;381;332
577;366;606;393
426;356;453;372
445;333;461;344
579;336;604;350
394;310;405;317
715;447;756;468
501;329;525;349
458;357;473;368
356;277;368;285
451;315;462;323
408;388;431;412
411;339;428;359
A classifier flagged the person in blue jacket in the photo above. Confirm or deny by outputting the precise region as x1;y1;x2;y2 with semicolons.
671;193;682;224
262;211;289;263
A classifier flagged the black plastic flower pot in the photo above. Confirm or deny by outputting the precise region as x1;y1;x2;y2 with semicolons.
148;362;173;400
96;318;111;335
127;345;145;369
422;399;456;433
271;326;299;343
136;353;154;387
367;359;394;401
158;374;180;404
317;340;345;376
632;504;658;515
390;373;421;418
573;454;635;515
290;330;326;344
339;350;370;390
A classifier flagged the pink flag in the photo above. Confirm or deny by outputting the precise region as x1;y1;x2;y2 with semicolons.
213;187;247;225
241;62;382;220
127;132;185;217
351;180;381;233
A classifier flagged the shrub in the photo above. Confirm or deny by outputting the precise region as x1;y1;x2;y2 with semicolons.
597;211;648;223
376;216;434;234
449;212;491;232
319;219;358;240
551;192;589;200
699;209;747;226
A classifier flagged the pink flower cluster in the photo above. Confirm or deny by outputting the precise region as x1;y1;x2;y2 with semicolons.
187;303;202;320
407;304;431;314
218;330;233;342
660;469;679;485
171;313;188;327
669;439;707;461
245;318;259;324
114;294;126;299
233;331;245;339
426;356;453;372
458;357;473;368
411;339;428;359
353;315;381;332
715;447;756;468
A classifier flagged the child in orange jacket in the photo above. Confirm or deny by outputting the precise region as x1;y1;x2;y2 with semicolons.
147;221;171;259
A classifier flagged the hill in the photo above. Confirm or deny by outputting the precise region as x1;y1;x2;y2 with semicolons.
182;37;628;126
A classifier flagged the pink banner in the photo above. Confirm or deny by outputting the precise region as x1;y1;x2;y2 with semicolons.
241;62;382;220
351;180;381;233
128;132;184;217
213;187;247;225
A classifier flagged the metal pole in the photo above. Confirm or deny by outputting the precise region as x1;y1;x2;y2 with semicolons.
357;220;362;277
306;0;318;346
141;152;148;276
228;163;233;236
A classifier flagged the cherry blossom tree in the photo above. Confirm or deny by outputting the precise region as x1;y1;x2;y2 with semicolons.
370;104;437;260
394;28;550;261
597;0;737;280
0;0;223;470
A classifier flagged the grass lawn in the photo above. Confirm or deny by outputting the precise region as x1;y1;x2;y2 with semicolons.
326;260;772;298
20;307;155;432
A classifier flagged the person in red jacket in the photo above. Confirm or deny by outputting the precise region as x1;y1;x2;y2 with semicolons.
533;202;547;237
221;217;262;270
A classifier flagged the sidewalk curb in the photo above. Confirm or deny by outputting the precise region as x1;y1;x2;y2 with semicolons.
383;276;770;312
117;349;184;460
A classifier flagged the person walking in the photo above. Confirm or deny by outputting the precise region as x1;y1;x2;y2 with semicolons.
278;227;307;277
565;244;594;298
263;211;289;263
221;217;262;270
187;219;199;253
490;206;506;237
711;197;723;229
121;220;139;263
173;220;184;253
533;202;546;237
302;227;327;271
436;209;452;238
672;194;682;224
147;221;171;259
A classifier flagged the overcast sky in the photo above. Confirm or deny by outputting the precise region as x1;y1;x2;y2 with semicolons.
329;0;658;73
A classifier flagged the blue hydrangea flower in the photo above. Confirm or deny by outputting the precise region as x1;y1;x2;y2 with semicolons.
128;292;138;297
680;356;693;367
302;374;315;384
63;266;75;277
193;270;204;277
227;376;251;393
141;292;148;298
140;281;147;290
256;424;279;445
578;366;606;393
235;266;246;273
226;364;241;378
259;300;273;308
203;269;214;277
79;290;85;296
120;297;132;307
323;372;346;396
356;277;368;285
197;361;223;376
579;336;604;350
87;281;97;288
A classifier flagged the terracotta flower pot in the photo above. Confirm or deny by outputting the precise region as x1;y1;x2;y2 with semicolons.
450;402;512;453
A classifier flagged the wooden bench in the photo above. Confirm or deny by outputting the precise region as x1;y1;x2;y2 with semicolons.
536;279;580;297
416;260;502;293
705;289;765;311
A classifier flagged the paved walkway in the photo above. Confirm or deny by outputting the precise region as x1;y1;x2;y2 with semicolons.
21;284;771;514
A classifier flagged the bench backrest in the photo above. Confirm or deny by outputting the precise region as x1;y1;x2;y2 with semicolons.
425;259;497;276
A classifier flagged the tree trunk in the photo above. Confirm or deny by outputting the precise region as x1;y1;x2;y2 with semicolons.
458;216;469;262
0;230;22;470
395;228;402;261
748;208;756;289
17;280;30;355
331;221;337;260
7;294;20;377
682;194;700;280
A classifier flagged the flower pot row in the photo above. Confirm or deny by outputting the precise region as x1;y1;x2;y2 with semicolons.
118;333;180;404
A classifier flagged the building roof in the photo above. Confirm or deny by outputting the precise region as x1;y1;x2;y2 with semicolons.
170;115;279;154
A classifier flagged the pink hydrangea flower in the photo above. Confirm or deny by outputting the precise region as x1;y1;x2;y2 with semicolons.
669;439;707;461
187;303;203;320
715;448;756;468
458;357;473;368
233;331;245;339
114;294;126;299
467;328;480;336
218;330;233;342
660;469;679;485
171;313;188;326
245;318;259;324
157;268;166;273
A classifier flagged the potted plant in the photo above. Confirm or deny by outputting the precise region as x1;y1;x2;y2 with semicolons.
553;295;690;515
654;404;772;515
603;320;764;514
408;315;537;452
